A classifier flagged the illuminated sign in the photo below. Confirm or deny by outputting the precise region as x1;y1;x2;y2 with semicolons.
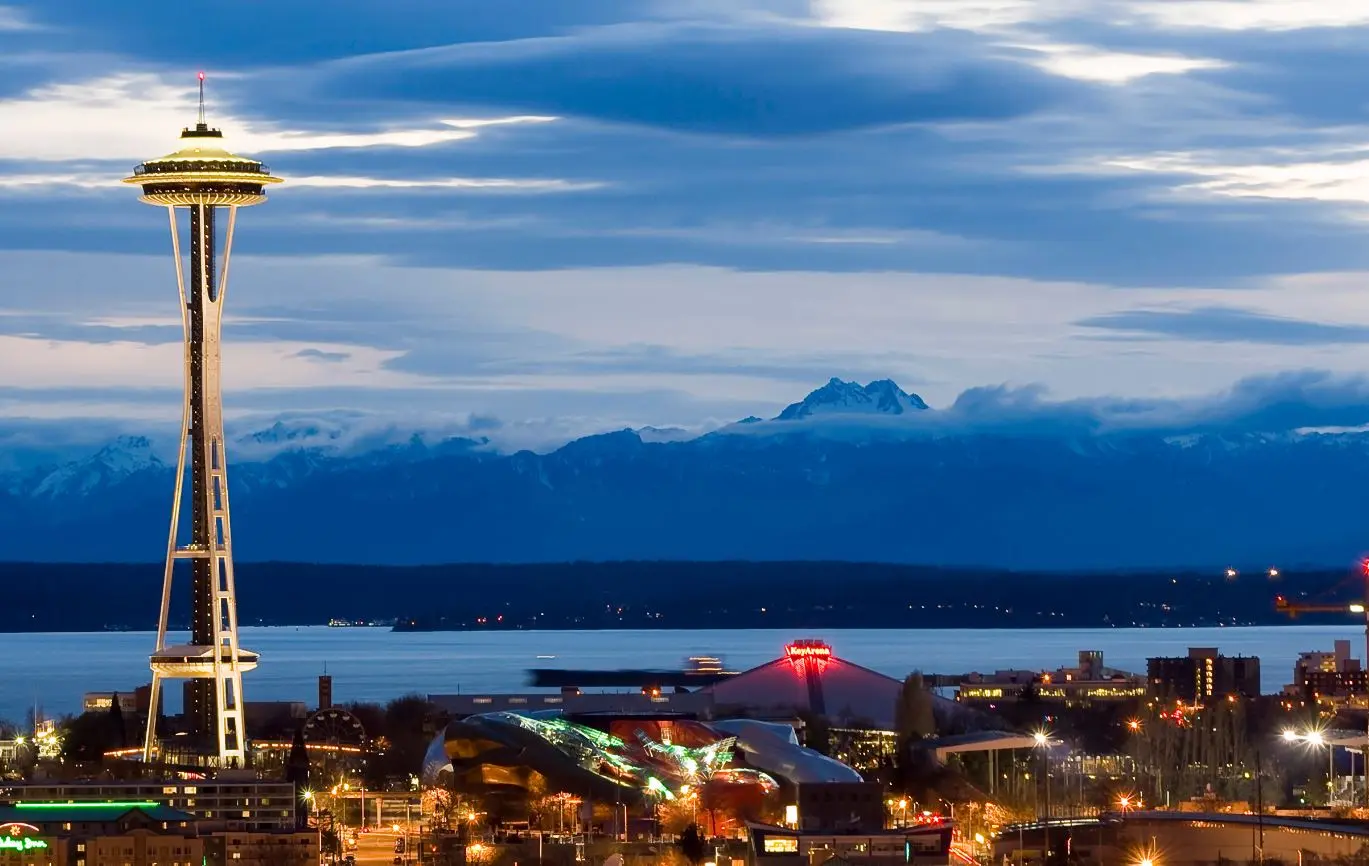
763;837;799;854
784;640;832;675
0;824;47;852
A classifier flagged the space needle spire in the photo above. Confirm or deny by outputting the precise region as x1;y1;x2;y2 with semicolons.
123;75;283;767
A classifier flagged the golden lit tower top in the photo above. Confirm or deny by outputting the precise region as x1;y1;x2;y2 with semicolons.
123;72;281;206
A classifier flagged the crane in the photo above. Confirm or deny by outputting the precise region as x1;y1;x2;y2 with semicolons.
1274;597;1365;616
1272;559;1369;668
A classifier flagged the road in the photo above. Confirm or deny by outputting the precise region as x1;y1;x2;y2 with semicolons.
345;828;411;866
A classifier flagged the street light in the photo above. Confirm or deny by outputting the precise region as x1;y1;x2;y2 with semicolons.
1283;728;1336;806
1032;731;1053;858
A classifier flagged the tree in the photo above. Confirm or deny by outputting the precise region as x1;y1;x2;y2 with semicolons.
895;673;937;743
678;823;708;866
286;724;310;827
106;693;127;749
798;712;831;756
61;712;120;763
892;673;937;789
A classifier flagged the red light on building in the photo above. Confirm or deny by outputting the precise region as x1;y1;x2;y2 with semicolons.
784;641;833;660
785;640;833;675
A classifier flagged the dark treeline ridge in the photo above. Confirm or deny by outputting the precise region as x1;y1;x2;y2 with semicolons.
1;560;1364;632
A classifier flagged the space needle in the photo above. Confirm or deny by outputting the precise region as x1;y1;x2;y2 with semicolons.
124;74;282;766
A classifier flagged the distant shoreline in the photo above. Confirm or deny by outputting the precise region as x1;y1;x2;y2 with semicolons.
3;560;1360;634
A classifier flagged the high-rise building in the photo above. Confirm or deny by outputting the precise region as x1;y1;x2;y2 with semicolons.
1147;647;1261;702
123;76;282;766
1288;639;1368;706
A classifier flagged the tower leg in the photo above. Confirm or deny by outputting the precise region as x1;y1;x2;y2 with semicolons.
146;206;192;764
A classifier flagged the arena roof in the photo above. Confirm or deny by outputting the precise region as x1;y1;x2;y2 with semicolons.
705;640;903;729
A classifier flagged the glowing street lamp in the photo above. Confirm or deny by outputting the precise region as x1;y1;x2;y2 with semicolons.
1032;730;1053;855
1283;728;1336;805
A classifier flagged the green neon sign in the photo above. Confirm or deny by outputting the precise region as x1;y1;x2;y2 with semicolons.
0;836;47;851
16;801;160;809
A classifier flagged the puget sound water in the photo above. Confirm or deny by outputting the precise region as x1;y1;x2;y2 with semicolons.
0;624;1357;722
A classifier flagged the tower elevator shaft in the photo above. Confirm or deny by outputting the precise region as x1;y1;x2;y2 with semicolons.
185;202;219;744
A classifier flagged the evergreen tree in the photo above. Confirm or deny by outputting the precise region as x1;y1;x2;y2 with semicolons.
892;673;936;788
286;723;311;827
895;673;937;744
107;693;126;749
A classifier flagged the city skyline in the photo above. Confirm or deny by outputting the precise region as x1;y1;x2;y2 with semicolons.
5;2;1369;450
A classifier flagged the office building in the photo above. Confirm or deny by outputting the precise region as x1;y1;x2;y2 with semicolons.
1287;640;1369;706
1147;648;1260;702
958;651;1146;705
0;781;298;830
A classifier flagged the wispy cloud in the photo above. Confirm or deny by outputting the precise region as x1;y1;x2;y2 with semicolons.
1105;151;1369;206
811;0;1369;32
1077;305;1369;345
0;173;600;193
0;73;559;162
286;175;603;192
0;5;32;31
1017;44;1227;84
1128;0;1369;31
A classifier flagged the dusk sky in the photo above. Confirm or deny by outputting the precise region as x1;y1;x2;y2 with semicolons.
6;1;1369;449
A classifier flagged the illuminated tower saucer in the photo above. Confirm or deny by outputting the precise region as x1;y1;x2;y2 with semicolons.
124;74;282;766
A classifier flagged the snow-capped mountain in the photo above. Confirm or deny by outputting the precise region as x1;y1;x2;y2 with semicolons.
4;377;1369;568
28;436;165;499
777;378;929;420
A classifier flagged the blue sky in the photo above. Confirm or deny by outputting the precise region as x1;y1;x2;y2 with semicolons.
5;0;1369;449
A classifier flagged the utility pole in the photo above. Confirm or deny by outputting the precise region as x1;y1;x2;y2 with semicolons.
1255;746;1264;864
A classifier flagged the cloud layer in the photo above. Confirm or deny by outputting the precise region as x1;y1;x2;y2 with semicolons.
4;0;1369;435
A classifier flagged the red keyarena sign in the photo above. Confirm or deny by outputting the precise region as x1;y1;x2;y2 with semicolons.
784;644;832;659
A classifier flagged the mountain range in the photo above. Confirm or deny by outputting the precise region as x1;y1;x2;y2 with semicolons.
3;377;1369;568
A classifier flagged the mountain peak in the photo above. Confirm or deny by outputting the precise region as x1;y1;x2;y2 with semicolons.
776;378;928;421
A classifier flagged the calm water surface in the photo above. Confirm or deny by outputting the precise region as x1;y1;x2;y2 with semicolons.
0;625;1356;721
